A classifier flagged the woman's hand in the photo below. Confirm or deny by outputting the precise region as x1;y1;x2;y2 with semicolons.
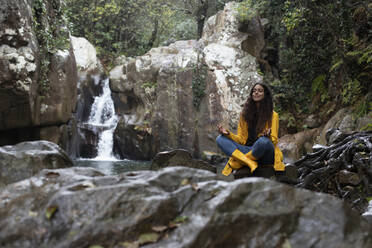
217;124;229;135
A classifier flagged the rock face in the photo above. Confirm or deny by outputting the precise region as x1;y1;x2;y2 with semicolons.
0;141;73;187
0;167;371;248
151;149;217;173
110;2;263;160
65;36;107;159
0;0;77;146
317;107;372;145
113;118;154;160
278;128;321;164
279;105;371;163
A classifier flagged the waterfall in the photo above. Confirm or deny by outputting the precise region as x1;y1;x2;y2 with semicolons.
85;77;118;160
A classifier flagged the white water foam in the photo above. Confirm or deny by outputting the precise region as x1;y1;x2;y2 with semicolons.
86;77;118;160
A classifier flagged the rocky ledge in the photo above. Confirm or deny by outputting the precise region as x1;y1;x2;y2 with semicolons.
0;166;371;248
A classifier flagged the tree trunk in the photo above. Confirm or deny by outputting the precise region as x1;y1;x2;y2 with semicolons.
196;0;208;38
148;19;159;48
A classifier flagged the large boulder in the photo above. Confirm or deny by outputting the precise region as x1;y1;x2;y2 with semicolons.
110;2;263;160
0;167;371;247
0;141;73;187
113;119;153;160
278;128;321;163
0;0;77;146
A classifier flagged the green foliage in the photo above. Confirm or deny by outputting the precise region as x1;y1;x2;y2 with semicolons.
32;0;70;97
172;215;189;224
341;79;362;105
33;0;50;96
281;1;305;33
236;0;370;130
270;79;301;115
64;0;230;61
361;122;372;132
329;59;344;72
166;19;198;43
192;64;207;110
347;44;372;65
311;74;329;103
65;0;179;59
236;0;262;21
137;233;160;245
45;205;58;219
141;81;157;89
355;94;372;117
280;112;296;129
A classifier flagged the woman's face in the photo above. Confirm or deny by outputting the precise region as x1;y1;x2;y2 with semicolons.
252;84;265;102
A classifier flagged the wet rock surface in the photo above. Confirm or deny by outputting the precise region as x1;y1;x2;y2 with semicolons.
0;166;371;248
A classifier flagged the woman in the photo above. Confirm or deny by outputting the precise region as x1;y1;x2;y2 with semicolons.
216;83;285;177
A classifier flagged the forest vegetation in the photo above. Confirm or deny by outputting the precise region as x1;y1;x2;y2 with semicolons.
64;0;372;133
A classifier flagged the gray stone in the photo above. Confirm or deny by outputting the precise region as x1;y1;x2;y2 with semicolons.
0;141;73;186
113;119;154;160
278;128;321;163
0;167;371;248
0;0;77;147
151;149;217;173
305;114;321;128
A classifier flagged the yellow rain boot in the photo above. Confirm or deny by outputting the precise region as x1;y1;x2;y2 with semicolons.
232;150;258;173
222;157;244;176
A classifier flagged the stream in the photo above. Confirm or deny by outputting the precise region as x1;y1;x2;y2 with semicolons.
74;159;151;175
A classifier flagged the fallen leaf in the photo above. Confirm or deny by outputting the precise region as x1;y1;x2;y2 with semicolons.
68;182;95;191
191;183;199;191
45;172;60;178
28;211;38;217
173;215;189;223
181;178;189;186
138;233;159;245
282;238;292;248
168;222;180;229
151;225;168;232
121;241;139;248
210;189;220;197
45;205;58;220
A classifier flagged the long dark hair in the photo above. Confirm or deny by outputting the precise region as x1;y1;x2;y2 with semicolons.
242;83;273;134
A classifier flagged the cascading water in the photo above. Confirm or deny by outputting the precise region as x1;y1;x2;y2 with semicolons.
85;76;118;160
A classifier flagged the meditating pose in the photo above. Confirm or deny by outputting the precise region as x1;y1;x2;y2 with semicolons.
216;83;285;177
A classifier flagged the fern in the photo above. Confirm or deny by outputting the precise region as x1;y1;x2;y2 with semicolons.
311;74;329;102
341;79;362;105
329;59;343;72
